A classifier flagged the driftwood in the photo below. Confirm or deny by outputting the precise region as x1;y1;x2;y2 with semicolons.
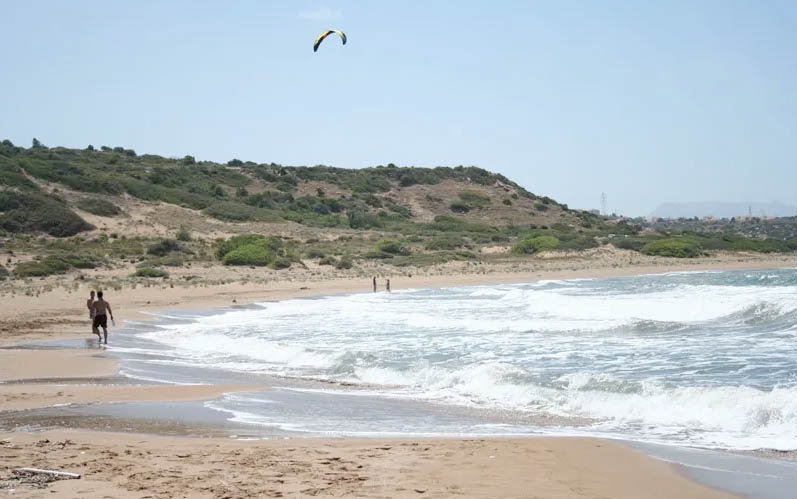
13;468;81;479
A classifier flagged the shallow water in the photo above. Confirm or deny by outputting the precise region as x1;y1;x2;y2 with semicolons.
109;268;797;451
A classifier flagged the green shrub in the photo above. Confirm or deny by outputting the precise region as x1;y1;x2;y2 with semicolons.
319;255;337;266
348;210;383;229
450;200;471;214
641;238;702;258
132;267;170;278
53;253;98;269
728;237;791;253
425;236;466;250
534;202;550;212
14;256;71;278
304;247;327;259
612;238;648;252
176;225;192;241
76;198;122;217
141;255;185;267
0;191;93;237
222;244;274;266
336;255;353;269
217;234;296;267
512;236;559;254
216;234;281;260
269;257;292;270
0;264;7;280
375;239;402;254
203;202;259;222
458;191;491;208
364;250;394;260
0;164;38;190
502;199;512;206
557;234;599;251
147;239;182;256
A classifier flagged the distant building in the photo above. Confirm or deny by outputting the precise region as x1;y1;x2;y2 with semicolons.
588;209;601;215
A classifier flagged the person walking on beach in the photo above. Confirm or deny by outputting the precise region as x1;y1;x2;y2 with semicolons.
373;276;377;292
386;279;391;292
87;290;101;341
91;290;114;345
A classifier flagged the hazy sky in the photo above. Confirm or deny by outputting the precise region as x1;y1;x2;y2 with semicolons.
1;1;795;215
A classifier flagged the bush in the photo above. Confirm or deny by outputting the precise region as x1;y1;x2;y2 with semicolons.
223;244;274;266
203;202;259;222
336;255;353;269
375;239;402;254
512;236;559;254
364;250;394;260
534;202;550;212
612;238;648;252
176;225;192;241
458;191;491;208
76;198;122;217
53;253;98;269
216;234;280;259
304;247;327;259
132;267;170;278
425;236;466;250
147;239;182;256
450;200;471;213
269;257;292;270
13;256;69;278
0;264;7;280
557;234;599;251
318;255;337;266
216;235;292;267
641;238;702;258
0;191;93;237
348;210;383;229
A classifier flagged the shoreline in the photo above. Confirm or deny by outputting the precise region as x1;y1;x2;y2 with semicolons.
2;252;794;348
2;259;795;497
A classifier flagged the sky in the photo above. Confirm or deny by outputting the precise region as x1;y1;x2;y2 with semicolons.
1;1;795;216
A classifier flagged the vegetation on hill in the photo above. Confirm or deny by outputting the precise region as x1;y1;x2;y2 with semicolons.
1;139;796;280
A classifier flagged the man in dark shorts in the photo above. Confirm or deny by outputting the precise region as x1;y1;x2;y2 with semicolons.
87;290;101;341
91;290;114;345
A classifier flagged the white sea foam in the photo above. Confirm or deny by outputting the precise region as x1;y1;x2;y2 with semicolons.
123;268;797;449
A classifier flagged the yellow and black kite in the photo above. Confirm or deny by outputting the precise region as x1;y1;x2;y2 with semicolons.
313;29;347;52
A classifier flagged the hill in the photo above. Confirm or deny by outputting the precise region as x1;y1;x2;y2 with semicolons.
0;139;795;285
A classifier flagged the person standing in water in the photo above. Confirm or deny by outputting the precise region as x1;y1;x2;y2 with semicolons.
86;290;101;341
373;276;377;292
91;290;114;345
386;279;391;292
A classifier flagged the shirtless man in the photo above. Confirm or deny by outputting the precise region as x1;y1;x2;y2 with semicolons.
87;290;101;341
91;291;114;345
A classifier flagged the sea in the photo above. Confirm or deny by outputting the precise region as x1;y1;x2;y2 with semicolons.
111;268;797;453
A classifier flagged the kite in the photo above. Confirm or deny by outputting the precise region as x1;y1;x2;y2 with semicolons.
313;29;347;52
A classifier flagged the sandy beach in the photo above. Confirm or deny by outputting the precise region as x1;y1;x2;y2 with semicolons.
4;255;795;497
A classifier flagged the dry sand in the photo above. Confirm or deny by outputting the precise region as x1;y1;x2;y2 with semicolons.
3;255;788;497
0;432;736;499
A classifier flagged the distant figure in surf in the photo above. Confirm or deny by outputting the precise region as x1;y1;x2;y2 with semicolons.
386;279;391;292
90;290;115;345
373;276;377;292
